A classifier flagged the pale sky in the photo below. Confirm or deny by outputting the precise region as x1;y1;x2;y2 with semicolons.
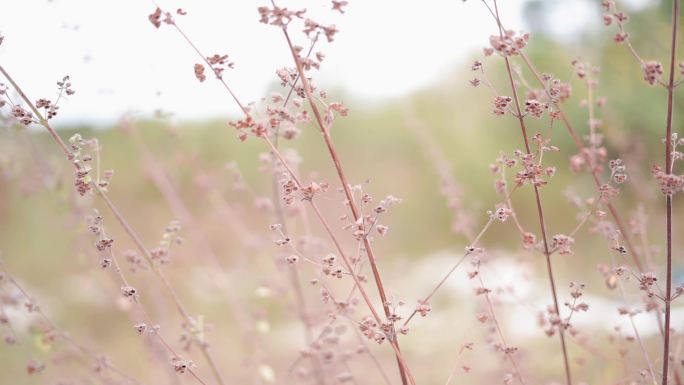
0;0;648;125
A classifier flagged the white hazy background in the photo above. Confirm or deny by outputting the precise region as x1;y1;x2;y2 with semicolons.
0;0;650;125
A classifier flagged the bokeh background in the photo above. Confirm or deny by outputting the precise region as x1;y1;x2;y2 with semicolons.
1;1;684;385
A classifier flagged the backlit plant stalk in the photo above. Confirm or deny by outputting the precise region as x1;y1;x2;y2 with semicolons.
151;6;416;383
516;51;647;272
261;135;417;385
661;1;679;384
489;1;573;384
277;25;412;385
486;5;648;274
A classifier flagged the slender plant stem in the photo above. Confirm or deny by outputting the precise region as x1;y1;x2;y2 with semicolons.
402;218;494;327
478;275;528;385
277;25;411;385
489;2;572;384
662;1;679;385
153;8;411;381
517;51;645;272
261;135;417;385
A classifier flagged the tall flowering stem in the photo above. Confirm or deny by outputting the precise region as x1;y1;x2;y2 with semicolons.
662;1;679;384
278;25;411;385
261;135;417;385
518;51;646;273
146;5;415;382
490;1;573;385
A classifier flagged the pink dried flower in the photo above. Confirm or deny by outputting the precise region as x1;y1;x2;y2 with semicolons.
638;272;658;291
651;166;684;196
134;323;147;334
523;99;547;118
493;96;512;116
206;54;234;78
171;357;194;374
474;287;490;296
609;159;627;184
35;98;51;109
331;1;349;14
613;32;629;43
603;14;613;26
4;334;16;345
489;31;529;56
416;301;431;317
11;105;33;125
148;7;162;28
614;12;629;22
330;102;349;116
194;64;206;82
548;79;572;103
490;207;512;222
522;232;536;250
96;238;114;251
322;24;339;42
26;359;45;375
258;6;306;27
642;61;663;86
121;286;138;298
56;75;75;96
24;299;39;313
376;224;389;236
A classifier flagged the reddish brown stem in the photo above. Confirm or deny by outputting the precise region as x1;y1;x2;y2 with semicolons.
279;26;411;385
262;135;416;385
491;2;572;384
662;2;679;385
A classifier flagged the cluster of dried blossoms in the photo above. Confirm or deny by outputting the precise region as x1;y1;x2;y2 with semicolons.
488;30;529;57
1;75;73;126
651;133;684;195
475;64;569;121
68;133;114;195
